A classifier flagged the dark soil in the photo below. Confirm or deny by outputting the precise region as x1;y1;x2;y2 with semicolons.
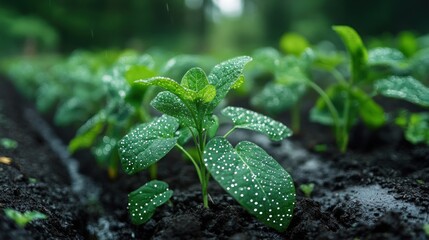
1;77;428;239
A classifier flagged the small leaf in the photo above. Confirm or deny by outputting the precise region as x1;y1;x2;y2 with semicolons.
125;65;157;85
0;138;18;150
222;107;292;141
207;115;219;138
93;136;118;167
135;77;197;101
151;91;195;127
252;82;306;115
352;88;386;128
279;32;310;56
204;137;295;232
128;180;173;225
332;25;368;82
375;76;429;107
401;113;429;145
207;56;252;111
231;75;245;90
181;67;209;92
198;84;216;103
4;208;47;228
68;111;107;153
119;115;179;174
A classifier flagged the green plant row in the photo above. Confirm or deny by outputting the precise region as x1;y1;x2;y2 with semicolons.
2;25;429;232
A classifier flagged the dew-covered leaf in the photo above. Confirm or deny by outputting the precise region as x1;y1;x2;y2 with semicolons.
151;91;195;127
175;126;193;145
181;67;209;92
332;25;368;82
368;47;405;67
207;115;219;138
93;136;118;167
222;106;292;141
207;56;252;110
204;137;295;232
135;77;197;101
128;180;173;225
119;115;179;174
197;84;216;103
251;82;306;115
68;111;107;153
375;76;429;107
275;56;310;85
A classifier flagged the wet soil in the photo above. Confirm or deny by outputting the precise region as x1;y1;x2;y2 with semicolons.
1;78;428;239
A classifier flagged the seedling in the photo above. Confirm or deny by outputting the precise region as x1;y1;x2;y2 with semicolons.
4;208;47;228
119;56;296;231
299;183;315;198
0;138;18;150
375;76;429;145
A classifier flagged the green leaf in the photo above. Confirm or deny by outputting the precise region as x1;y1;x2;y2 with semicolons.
207;115;219;138
125;65;157;85
299;183;315;198
332;25;368;82
197;84;216;103
119;115;179;174
279;32;310;56
68;111;107;153
135;77;197;101
251;82;306;115
93;136;118;167
4;208;47;228
375;76;429;107
0;138;18;150
401;113;429;145
310;85;385;128
151;91;195;127
204;137;295;232
352;88;386;128
368;47;405;67
207;56;252;111
181;67;209;92
222;107;292;141
128;180;173;225
423;223;429;236
275;56;310;85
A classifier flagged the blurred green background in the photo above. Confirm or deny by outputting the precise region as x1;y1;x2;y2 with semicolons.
1;0;428;56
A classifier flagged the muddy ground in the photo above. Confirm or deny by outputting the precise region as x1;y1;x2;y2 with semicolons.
1;78;428;239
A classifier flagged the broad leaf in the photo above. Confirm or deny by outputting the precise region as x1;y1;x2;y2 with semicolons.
128;180;173;225
135;77;197;101
151;91;195;127
222;107;292;141
204;137;295;232
279;32;310;56
93;136;118;167
275;56;310;85
252;82;306;115
207;56;252;110
125;65;157;85
332;26;368;82
181;67;209;92
353;89;385;128
375;76;429;107
119;115;179;174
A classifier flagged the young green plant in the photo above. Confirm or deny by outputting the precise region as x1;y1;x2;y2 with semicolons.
119;56;296;232
4;208;47;228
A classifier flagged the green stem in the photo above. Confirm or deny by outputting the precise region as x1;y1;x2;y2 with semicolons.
291;103;301;134
307;81;343;149
175;143;203;183
148;164;157;179
223;127;237;138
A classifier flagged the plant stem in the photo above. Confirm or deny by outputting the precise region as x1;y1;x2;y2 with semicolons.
307;81;343;149
175;143;203;184
148;164;157;179
291;102;301;134
223;127;237;138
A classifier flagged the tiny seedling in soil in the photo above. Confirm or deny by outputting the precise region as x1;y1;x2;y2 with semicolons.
0;138;18;150
119;56;296;232
299;183;315;198
4;208;47;228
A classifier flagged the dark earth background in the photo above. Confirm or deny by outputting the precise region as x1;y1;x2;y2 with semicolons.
1;77;428;239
